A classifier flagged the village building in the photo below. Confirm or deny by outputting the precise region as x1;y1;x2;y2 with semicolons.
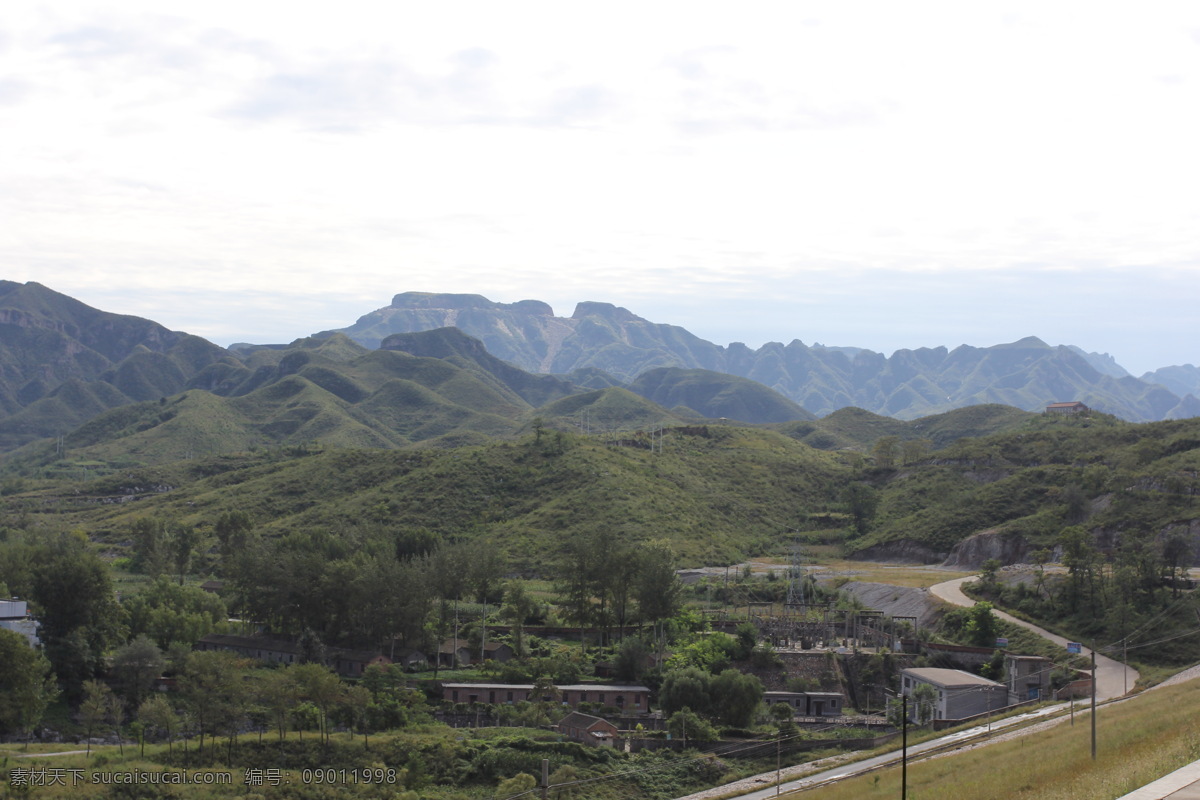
556;712;620;747
430;639;474;668
197;633;305;664
556;684;650;711
389;647;429;670
1046;401;1089;415
195;633;391;678
900;667;1009;722
1005;654;1053;701
330;649;392;678
481;641;515;663
0;598;39;647
441;682;652;712
763;690;843;717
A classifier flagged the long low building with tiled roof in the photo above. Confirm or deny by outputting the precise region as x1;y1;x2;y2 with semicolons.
441;682;651;712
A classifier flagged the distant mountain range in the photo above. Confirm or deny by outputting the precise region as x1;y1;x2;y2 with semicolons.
0;281;1197;464
0;281;827;459
322;291;1200;422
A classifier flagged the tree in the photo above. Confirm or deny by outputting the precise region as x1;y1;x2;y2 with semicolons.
1031;548;1051;598
0;629;58;745
111;635;165;711
1062;484;1089;523
614;636;650;683
172;523;203;585
342;684;373;747
123;577;227;650
910;683;939;725
900;438;931;465
771;701;798;738
257;668;299;742
501;581;537;657
465;543;506;605
497;773;537;796
733;622;758;660
979;558;1001;588
843;483;879;535
555;531;610;648
130;518;169;578
872;436;899;468
710;669;763;727
659;667;712;717
178;650;244;758
213;510;254;563
31;532;126;702
666;707;718;744
293;662;344;747
548;764;583;799
1059;525;1098;613
634;540;682;632
361;663;426;731
964;601;999;647
1162;534;1192;597
138;694;179;755
80;679;115;757
107;689;126;755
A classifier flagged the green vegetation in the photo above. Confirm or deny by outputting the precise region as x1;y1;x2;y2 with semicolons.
796;676;1200;800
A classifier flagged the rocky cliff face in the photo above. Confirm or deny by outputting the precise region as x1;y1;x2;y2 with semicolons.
325;292;1200;422
852;539;946;564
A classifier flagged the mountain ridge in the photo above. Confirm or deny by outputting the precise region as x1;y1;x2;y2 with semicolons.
325;292;1198;422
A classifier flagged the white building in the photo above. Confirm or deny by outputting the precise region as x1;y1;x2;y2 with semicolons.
900;667;1009;722
0;599;40;647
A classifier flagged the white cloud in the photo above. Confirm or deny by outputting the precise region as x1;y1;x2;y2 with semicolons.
0;1;1197;376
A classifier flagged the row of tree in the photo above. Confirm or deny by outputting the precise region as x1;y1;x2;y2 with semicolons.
83;652;426;760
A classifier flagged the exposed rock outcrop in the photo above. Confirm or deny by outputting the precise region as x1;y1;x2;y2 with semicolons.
852;539;945;564
943;529;1033;568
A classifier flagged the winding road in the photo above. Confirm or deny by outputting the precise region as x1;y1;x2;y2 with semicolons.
929;575;1139;700
675;573;1141;799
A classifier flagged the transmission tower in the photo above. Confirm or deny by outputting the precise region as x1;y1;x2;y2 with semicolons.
785;540;805;607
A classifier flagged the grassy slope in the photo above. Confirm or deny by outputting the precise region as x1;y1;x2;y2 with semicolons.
852;412;1200;556
7;409;1200;571
14;427;856;568
796;676;1200;800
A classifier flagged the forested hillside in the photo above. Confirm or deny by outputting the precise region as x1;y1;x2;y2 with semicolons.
4;407;1199;574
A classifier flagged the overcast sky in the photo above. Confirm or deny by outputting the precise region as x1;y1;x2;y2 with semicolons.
2;2;1198;375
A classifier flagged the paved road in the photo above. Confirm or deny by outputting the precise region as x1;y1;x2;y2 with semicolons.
676;573;1142;800
675;704;1067;800
928;575;1139;700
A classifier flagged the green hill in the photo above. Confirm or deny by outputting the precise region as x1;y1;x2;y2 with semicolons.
852;411;1200;562
16;426;856;567
5;404;1199;581
778;404;1037;451
628;367;814;424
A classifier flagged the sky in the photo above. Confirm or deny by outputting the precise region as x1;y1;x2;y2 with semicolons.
2;2;1198;376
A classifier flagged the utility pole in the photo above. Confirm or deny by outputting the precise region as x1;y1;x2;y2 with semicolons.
1123;639;1128;696
902;694;908;800
481;601;487;664
776;730;781;796
541;758;549;799
1091;644;1097;760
